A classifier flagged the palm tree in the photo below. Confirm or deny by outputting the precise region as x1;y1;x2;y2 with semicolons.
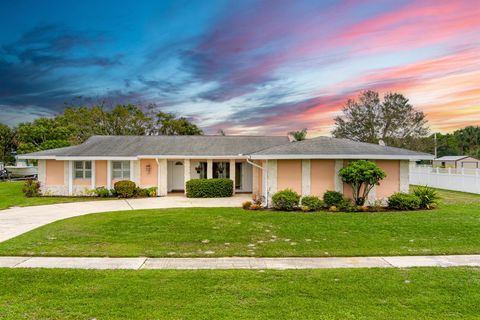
289;128;307;141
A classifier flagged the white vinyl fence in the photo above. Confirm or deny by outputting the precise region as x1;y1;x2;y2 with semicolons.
410;164;480;194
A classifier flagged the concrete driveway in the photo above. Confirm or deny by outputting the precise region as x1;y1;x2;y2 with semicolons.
0;194;250;243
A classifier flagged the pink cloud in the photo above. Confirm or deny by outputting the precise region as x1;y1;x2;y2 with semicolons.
212;46;480;136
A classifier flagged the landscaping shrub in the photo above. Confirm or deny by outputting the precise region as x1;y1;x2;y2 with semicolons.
388;192;421;210
413;186;440;209
135;187;150;198
271;189;300;211
300;196;324;211
300;205;310;212
323;191;344;207
185;178;233;198
147;187;157;197
337;199;358;212
109;188;118;197
113;180;137;198
130;187;157;198
22;178;41;197
93;187;110;198
242;201;252;210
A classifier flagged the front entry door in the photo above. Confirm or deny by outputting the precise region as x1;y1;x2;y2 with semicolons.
172;161;185;190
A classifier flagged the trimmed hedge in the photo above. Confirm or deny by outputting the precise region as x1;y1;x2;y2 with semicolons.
300;196;324;211
271;189;300;211
323;190;344;207
388;192;421;210
114;180;136;198
186;178;233;198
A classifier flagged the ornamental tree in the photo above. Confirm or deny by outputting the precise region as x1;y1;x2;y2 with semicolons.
339;160;386;206
331;91;429;150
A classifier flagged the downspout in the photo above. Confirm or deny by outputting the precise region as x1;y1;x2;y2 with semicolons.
246;157;263;170
246;157;268;207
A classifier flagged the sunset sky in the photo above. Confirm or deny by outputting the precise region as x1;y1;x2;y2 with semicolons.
0;0;479;136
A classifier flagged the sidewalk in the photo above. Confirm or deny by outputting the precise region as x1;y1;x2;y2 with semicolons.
1;255;480;270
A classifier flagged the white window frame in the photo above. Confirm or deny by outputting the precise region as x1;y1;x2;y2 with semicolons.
112;160;131;180
73;161;92;179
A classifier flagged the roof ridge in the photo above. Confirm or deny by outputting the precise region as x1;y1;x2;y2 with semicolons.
251;135;433;158
320;136;433;154
91;134;287;138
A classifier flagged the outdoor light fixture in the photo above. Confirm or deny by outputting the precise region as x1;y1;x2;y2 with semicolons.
146;164;151;174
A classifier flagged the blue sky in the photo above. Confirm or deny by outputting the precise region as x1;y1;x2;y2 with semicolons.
1;0;479;135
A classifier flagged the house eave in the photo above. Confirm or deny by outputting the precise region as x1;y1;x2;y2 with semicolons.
137;155;248;160
249;154;434;160
55;156;139;161
17;155;250;160
18;153;433;161
16;155;56;160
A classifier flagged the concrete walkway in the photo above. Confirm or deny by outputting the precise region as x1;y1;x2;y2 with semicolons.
1;255;480;270
0;195;250;243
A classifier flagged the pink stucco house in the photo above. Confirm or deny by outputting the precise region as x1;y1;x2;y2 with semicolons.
19;135;433;204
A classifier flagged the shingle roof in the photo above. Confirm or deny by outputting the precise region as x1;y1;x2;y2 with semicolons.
250;136;433;159
19;135;433;160
434;156;468;161
20;135;289;157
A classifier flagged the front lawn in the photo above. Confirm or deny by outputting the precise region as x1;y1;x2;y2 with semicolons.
0;267;479;319
427;187;480;205
0;181;109;210
0;188;478;257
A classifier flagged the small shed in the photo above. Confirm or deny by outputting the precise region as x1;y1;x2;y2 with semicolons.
433;156;480;169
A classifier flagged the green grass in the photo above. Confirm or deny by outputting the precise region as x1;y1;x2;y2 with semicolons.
0;181;110;210
0;188;478;319
425;187;480;205
1;188;479;257
0;267;479;319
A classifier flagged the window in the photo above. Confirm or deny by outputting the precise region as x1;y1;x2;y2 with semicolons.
112;161;130;179
74;161;92;179
213;162;230;179
194;162;207;179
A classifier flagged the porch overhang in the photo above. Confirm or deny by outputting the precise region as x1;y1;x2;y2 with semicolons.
137;155;248;160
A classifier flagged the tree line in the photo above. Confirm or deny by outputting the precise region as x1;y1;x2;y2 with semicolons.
0;104;202;164
1;91;478;165
329;90;479;158
432;126;480;158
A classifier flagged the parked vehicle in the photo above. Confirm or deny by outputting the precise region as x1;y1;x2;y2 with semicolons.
0;168;8;181
4;159;38;179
